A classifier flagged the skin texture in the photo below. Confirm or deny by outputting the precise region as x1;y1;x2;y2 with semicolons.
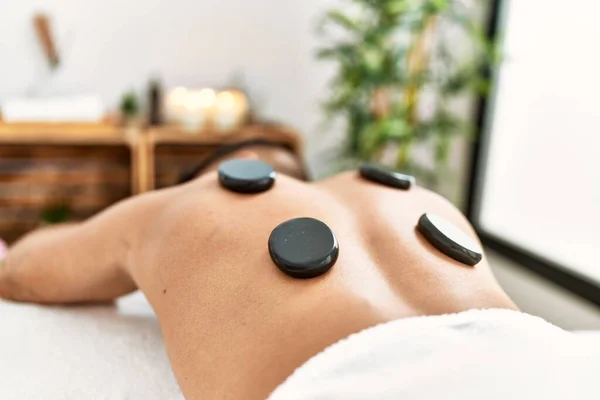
0;147;516;399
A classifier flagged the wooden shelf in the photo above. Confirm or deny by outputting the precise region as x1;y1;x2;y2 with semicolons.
0;123;127;145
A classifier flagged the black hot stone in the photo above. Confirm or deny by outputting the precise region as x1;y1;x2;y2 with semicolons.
359;163;415;190
268;217;339;279
218;159;276;193
417;213;483;266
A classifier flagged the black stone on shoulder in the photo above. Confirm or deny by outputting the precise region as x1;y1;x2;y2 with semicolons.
218;159;276;193
268;217;339;279
417;213;483;266
358;163;415;190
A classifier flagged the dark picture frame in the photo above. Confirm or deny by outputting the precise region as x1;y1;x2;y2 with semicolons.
465;0;600;307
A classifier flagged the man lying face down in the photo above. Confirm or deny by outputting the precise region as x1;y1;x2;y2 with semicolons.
2;142;596;400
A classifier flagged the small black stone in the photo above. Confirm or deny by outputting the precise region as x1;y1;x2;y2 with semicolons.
417;213;483;266
268;217;339;279
359;163;415;190
218;159;276;193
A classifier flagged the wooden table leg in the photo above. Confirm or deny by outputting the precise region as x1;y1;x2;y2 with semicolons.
126;127;146;195
142;133;156;192
128;130;156;194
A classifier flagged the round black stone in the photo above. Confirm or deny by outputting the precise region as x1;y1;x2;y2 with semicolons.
359;163;415;190
268;217;339;279
417;213;483;266
218;159;276;193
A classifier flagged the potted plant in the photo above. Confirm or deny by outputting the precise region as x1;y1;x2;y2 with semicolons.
40;203;71;225
119;91;141;127
317;0;498;197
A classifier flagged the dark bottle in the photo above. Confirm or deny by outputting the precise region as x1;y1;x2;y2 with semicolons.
148;78;163;126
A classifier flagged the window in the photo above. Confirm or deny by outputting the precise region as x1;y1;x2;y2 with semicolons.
469;0;600;299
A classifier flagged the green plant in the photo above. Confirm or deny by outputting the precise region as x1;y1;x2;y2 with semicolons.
120;91;140;119
41;204;71;225
317;0;498;184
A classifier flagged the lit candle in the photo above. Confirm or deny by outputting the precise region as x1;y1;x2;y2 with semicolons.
166;87;219;132
181;88;216;131
214;90;248;130
166;87;188;122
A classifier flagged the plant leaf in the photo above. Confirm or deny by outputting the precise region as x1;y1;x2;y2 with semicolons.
324;9;361;32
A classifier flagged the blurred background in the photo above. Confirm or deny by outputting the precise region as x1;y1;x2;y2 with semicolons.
1;0;599;329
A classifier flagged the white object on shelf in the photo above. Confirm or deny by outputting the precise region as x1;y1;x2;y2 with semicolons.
214;90;248;130
182;88;216;132
1;95;105;123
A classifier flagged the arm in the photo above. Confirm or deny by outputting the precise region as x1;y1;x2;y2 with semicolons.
0;187;176;304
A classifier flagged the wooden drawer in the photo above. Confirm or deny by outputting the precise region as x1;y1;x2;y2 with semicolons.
0;145;130;243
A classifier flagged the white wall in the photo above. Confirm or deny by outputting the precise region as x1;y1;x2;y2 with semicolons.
0;0;336;174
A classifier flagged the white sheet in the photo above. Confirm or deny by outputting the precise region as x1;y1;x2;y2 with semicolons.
0;292;182;399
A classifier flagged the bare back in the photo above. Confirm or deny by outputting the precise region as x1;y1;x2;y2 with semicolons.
129;171;515;399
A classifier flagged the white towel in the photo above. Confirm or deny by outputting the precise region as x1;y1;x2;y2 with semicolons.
269;309;600;400
1;295;599;399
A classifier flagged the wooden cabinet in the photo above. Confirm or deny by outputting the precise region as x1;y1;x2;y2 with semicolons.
0;123;301;242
